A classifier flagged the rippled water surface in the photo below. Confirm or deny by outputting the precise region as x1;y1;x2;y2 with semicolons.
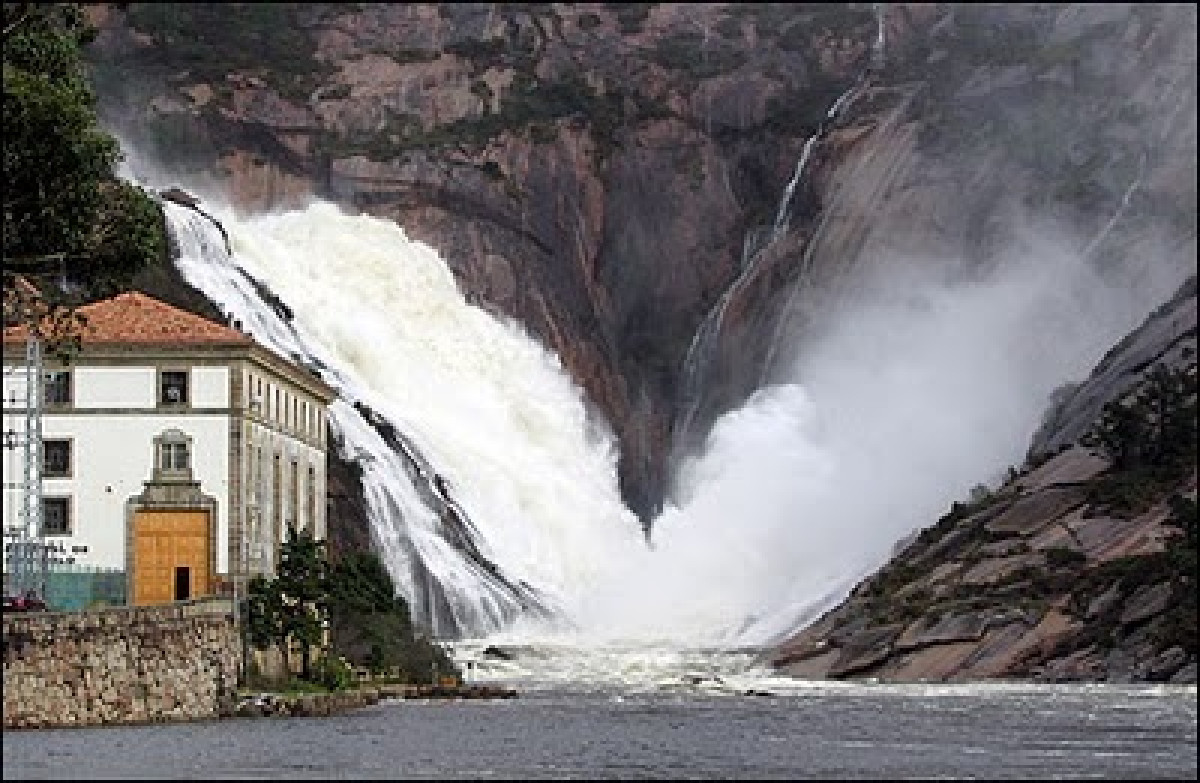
4;680;1195;779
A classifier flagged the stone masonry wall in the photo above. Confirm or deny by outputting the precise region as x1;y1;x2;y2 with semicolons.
2;598;241;729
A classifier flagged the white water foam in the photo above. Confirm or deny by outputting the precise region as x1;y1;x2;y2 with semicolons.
146;179;1184;680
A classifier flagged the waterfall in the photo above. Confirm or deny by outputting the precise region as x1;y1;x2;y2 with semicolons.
670;74;868;474
100;3;1186;661
1081;155;1147;263
771;136;822;240
157;198;646;639
873;3;887;70
130;157;1182;653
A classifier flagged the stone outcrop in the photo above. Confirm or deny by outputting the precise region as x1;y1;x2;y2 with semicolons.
767;276;1196;683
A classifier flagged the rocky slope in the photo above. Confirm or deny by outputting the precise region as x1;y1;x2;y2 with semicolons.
81;3;1197;527
768;275;1196;683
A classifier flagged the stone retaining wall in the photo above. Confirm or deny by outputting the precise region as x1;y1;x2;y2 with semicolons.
2;598;241;729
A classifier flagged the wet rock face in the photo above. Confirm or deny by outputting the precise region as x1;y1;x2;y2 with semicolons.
83;3;1196;529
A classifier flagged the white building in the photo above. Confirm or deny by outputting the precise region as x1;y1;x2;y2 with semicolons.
2;289;337;607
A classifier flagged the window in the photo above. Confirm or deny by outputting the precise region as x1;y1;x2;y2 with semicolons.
43;439;72;477
290;459;300;530
160;441;190;472
42;497;71;536
307;465;317;532
272;453;283;555
160;370;189;406
44;370;71;405
154;428;193;481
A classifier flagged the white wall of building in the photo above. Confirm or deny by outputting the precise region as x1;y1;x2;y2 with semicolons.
243;421;326;576
4;356;329;590
41;413;231;571
192;366;230;408
76;367;155;408
3;362;234;574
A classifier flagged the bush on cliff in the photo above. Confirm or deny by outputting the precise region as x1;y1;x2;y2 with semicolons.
1082;363;1197;513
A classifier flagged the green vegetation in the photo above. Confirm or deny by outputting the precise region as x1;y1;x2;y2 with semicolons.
3;3;165;293
608;3;654;35
246;528;328;680
246;528;459;692
1042;546;1088;569
323;64;632;168
578;11;602;31
1082;364;1197;513
3;2;167;362
1058;360;1198;653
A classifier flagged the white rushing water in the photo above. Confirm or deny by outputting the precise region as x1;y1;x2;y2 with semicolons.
161;199;646;639
128;122;1188;697
156;193;1185;657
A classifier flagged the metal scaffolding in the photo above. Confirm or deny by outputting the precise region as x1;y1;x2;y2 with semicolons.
3;334;47;600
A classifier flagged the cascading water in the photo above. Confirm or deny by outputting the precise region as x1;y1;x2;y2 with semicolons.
141;173;1185;689
873;3;888;70
158;197;647;640
121;0;1187;679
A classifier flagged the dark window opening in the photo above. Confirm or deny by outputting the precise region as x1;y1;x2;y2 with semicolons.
44;370;72;405
42;497;70;536
161;370;189;406
174;566;191;601
43;439;71;477
160;441;190;472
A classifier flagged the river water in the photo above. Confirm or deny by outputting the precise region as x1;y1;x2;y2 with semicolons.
4;645;1195;780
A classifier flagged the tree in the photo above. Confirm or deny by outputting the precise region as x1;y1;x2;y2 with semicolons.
3;3;165;295
4;3;116;261
246;531;461;687
245;574;285;653
275;527;329;680
1084;363;1197;476
244;528;329;681
326;549;415;675
1;277;88;363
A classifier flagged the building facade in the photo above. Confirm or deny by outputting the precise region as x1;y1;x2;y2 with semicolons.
2;290;336;607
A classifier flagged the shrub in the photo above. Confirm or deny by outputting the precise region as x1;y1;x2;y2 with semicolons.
313;654;355;691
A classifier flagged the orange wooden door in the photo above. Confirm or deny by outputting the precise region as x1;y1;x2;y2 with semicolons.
132;510;211;606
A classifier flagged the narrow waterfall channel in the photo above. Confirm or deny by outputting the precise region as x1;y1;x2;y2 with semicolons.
669;67;874;481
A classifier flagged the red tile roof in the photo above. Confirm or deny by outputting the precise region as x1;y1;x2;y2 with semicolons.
3;290;252;348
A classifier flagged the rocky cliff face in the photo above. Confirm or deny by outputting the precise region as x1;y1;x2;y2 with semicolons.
83;3;1196;527
768;275;1196;683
